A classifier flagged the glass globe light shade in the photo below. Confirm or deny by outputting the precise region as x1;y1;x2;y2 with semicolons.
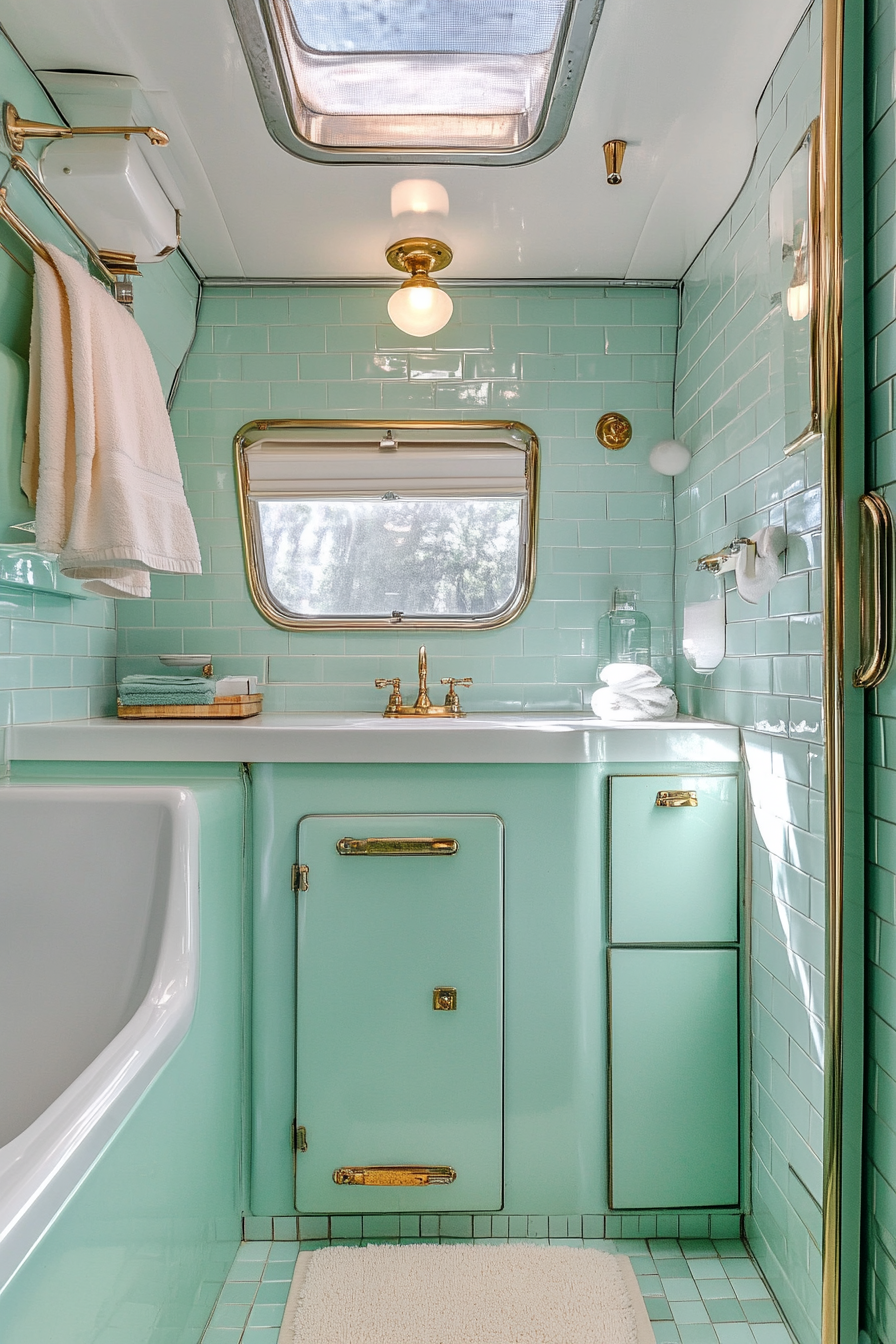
387;276;453;336
648;438;692;476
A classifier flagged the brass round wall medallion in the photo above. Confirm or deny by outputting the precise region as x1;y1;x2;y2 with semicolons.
595;412;633;450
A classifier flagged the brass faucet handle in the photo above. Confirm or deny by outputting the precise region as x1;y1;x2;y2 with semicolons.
375;677;403;712
440;677;473;711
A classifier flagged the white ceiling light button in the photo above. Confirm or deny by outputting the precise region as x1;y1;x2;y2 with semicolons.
649;439;692;475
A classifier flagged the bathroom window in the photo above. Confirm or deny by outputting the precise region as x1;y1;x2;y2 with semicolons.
235;419;538;630
228;0;602;164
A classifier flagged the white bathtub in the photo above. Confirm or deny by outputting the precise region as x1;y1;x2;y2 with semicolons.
0;785;199;1293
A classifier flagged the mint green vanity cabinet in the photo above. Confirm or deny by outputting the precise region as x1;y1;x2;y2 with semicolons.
608;948;740;1208
609;775;738;943
294;813;503;1212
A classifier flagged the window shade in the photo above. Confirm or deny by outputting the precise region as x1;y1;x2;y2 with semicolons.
244;442;528;498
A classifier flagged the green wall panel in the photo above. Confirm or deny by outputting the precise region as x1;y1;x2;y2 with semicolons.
295;813;503;1212
609;947;740;1209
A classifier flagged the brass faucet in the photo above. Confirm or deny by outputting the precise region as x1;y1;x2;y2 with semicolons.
375;646;472;717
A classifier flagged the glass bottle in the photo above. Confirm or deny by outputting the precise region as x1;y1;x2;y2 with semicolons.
597;588;652;673
682;567;725;673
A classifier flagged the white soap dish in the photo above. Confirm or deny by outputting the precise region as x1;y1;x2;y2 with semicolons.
158;654;214;676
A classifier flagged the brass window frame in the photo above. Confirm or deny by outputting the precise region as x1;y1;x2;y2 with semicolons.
233;418;539;632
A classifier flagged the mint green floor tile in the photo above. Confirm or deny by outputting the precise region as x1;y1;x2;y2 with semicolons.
584;1240;618;1250
682;1241;718;1257
233;1243;269;1265
732;1279;771;1301
652;1241;686;1258
652;1326;682;1344
637;1275;664;1296
723;1258;759;1277
714;1326;756;1344
742;1300;783;1323
630;1255;655;1273
700;1278;742;1299
714;1240;749;1256
662;1260;697;1278
248;1302;286;1328
550;1237;585;1246
218;1282;258;1305
670;1299;711;1325
665;1277;702;1301
677;1326;719;1344
255;1281;290;1306
267;1244;300;1264
690;1258;728;1278
705;1298;747;1323
750;1327;791;1344
242;1331;281;1342
648;1299;675;1321
202;1331;243;1343
208;1303;251;1330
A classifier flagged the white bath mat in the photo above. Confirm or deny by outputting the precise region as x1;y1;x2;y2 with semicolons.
277;1242;655;1344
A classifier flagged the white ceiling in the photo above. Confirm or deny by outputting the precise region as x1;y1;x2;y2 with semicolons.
0;0;810;281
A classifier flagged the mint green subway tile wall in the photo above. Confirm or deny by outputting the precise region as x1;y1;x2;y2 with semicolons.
0;26;201;748
121;286;678;711
864;0;896;1339
671;6;823;1342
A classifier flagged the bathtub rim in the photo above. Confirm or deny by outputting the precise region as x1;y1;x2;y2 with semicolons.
0;783;200;1295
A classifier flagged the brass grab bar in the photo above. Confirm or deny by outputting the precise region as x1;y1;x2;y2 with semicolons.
5;102;168;151
333;1165;456;1186
336;836;458;856
854;491;895;688
655;790;698;807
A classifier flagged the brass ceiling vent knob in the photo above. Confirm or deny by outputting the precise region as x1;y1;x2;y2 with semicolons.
603;139;627;185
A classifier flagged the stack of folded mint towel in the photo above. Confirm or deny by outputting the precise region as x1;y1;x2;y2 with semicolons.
118;675;215;706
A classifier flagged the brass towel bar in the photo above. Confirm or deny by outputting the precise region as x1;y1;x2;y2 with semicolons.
4;102;169;152
336;837;458;856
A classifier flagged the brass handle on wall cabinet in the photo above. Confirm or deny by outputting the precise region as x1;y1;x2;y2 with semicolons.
333;1165;457;1186
854;492;895;689
655;790;698;807
335;837;458;856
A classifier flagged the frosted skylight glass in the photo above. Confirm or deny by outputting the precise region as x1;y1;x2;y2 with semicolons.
290;0;566;54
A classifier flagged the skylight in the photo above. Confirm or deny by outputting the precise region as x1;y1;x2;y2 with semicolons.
230;0;604;164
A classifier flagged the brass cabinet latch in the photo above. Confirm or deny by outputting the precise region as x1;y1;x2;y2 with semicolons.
655;790;698;807
333;1165;456;1186
292;863;309;891
433;986;457;1011
292;1122;307;1153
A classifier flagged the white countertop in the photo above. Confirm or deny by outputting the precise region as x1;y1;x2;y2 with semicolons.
6;712;741;765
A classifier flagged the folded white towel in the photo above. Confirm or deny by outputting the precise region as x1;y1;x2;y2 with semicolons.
735;526;787;604
591;684;678;721
21;244;201;598
600;662;662;691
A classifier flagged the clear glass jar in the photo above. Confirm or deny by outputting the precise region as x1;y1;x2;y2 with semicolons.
597;588;652;673
682;568;726;672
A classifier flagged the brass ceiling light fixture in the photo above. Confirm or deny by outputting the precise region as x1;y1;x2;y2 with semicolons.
603;139;626;185
385;179;454;336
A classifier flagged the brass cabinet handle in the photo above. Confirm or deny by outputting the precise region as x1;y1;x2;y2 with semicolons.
655;790;698;807
854;492;895;688
333;1165;456;1186
335;836;458;856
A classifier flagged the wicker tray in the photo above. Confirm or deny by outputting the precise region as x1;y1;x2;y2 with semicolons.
117;693;263;720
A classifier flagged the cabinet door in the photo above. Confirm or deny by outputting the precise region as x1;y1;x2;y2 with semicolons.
609;774;738;943
609;947;740;1208
295;814;503;1212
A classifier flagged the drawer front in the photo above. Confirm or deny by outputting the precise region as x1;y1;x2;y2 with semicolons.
294;814;503;1212
609;947;740;1209
609;774;738;943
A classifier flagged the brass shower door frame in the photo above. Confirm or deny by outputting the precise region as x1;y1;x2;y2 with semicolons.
818;0;865;1341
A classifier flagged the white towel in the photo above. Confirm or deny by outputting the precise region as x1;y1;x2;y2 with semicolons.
591;685;678;721
21;244;200;597
735;526;787;604
591;662;678;721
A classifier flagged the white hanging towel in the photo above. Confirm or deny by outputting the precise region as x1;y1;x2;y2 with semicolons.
21;244;200;597
735;526;787;604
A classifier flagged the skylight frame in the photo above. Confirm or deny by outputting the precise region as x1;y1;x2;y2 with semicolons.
228;0;605;165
